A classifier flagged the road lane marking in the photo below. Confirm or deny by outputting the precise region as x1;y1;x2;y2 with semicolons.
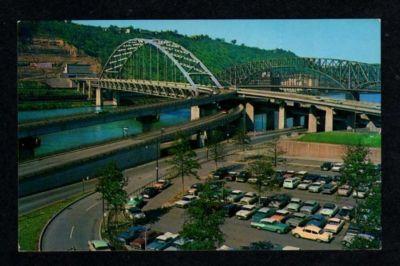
86;202;99;212
69;226;75;239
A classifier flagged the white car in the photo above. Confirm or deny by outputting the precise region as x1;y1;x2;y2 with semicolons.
308;182;323;193
236;204;257;220
247;177;258;184
324;218;345;234
126;207;146;220
297;180;312;190
244;191;258;198
226;190;245;203
331;162;344;172
352;186;369;199
283;177;301;189
174;195;198;208
318;203;339;217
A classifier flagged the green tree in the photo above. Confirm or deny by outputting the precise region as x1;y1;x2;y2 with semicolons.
180;183;225;250
248;158;276;205
167;131;200;194
208;130;225;169
95;161;128;232
263;138;286;167
233;122;250;152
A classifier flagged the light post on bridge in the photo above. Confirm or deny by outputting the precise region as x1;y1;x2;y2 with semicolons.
156;128;165;181
82;176;89;193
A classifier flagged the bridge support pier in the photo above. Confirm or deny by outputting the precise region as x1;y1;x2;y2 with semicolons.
112;91;120;106
197;130;207;148
324;107;334;132
96;88;103;106
278;106;286;129
245;103;255;131
82;82;86;95
87;81;92;100
308;107;317;133
191;106;200;121
76;82;80;93
352;92;360;101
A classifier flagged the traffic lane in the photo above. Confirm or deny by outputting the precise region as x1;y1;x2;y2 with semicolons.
42;192;101;251
18;179;98;215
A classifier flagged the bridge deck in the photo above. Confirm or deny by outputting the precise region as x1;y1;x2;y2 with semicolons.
18;105;243;179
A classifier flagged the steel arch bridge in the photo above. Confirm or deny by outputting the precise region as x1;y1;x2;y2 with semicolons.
216;57;381;93
99;38;222;97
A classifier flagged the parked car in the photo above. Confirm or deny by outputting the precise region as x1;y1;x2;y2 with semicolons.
244;191;258;198
247;177;258;184
209;167;229;180
331;162;344;172
126;207;146;220
251;218;290;234
320;162;333;171
259;196;272;207
129;230;163;250
153;179;171;190
337;205;355;221
268;194;291;209
338;184;353;196
324;218;345;234
283;177;301;189
341;224;376;247
308;182;323;193
115;226;149;245
319;203;339;218
164;237;194;251
188;183;204;195
226;190;245;203
146;232;179;251
269;209;290;222
283;172;295;179
88;240;113;251
316;175;332;184
285;212;308;228
239;196;258;205
141;187;159;199
236;170;251;182
125;195;145;209
216;245;235;251
226;171;239;181
174;195;198;208
252;207;276;222
284;198;303;212
303;173;320;183
352;185;369;199
292;225;333;243
331;174;342;185
300;200;320;215
306;214;327;228
223;203;242;217
295;170;308;178
236;204;257;220
322;183;338;194
297;180;312;190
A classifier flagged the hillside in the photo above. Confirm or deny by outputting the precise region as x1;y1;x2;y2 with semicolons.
18;21;297;75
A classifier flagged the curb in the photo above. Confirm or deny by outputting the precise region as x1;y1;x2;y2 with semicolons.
38;191;96;251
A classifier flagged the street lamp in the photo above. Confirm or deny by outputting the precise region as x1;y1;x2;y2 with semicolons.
156;128;165;181
82;176;89;193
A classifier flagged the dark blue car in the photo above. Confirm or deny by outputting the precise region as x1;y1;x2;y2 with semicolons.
306;214;327;228
115;225;149;245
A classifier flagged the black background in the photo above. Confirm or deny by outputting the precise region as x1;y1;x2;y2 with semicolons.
1;0;400;265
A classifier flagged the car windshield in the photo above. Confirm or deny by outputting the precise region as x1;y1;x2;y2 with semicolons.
182;196;192;201
129;208;141;213
305;202;315;206
329;220;340;225
243;206;253;211
324;204;335;209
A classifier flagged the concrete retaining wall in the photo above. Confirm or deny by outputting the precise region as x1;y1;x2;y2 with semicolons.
19;144;158;197
278;139;381;163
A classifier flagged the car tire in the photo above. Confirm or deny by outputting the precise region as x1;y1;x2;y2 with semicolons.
257;226;261;230
277;230;282;234
294;233;300;238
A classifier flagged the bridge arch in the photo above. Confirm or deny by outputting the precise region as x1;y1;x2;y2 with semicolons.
100;39;222;96
217;57;381;91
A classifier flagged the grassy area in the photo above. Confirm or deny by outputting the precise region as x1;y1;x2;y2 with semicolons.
18;193;88;251
297;131;381;148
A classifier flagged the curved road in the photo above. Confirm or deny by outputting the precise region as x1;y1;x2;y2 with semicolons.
41;128;303;251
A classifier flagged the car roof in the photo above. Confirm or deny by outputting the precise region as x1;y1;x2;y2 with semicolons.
231;190;243;193
157;232;179;241
328;217;342;222
304;200;317;204
323;203;336;208
305;225;323;231
242;204;255;209
261;217;276;223
276;209;289;215
257;207;272;213
91;240;109;248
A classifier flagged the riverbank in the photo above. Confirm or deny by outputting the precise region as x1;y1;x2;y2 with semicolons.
297;131;381;148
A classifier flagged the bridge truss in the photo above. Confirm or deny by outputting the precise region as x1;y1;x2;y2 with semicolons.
100;39;222;97
216;57;381;93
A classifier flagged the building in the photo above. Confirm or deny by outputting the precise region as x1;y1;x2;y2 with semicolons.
63;64;95;78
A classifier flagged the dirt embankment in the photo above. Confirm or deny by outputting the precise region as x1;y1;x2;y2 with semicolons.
18;37;101;81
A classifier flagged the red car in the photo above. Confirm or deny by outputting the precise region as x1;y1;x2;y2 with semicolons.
129;231;163;250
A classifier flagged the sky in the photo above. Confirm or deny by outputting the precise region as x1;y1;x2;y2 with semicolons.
74;19;380;64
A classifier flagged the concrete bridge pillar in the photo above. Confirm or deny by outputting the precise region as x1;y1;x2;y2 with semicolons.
87;81;92;100
197;130;207;148
245;103;255;131
82;82;86;95
308;107;317;133
112;91;120;106
325;107;334;132
96;88;103;106
76;82;80;93
191;106;200;121
278;106;286;130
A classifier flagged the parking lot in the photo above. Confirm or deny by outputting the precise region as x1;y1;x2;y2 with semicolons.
136;156;358;250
